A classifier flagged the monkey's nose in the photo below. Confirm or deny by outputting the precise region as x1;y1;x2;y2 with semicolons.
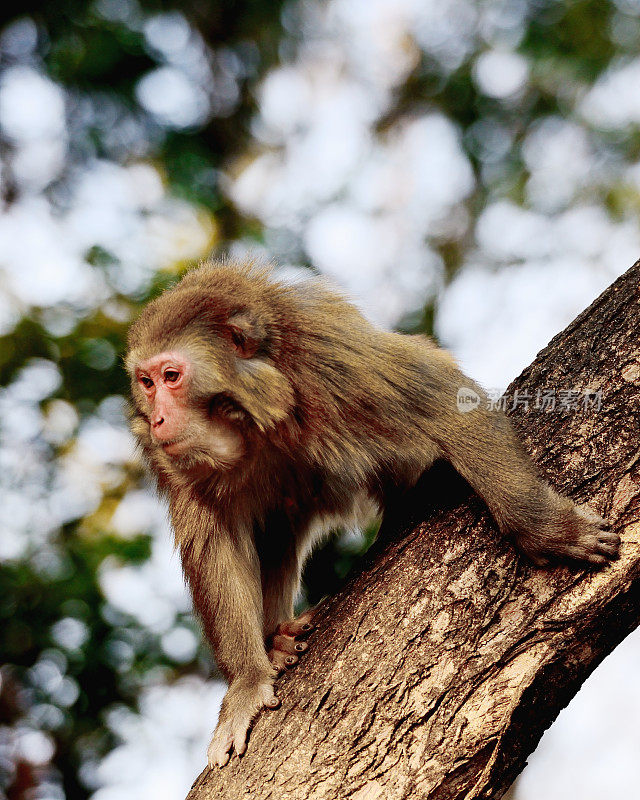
152;416;164;428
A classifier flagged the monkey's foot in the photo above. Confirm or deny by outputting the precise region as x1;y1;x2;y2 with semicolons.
207;679;280;768
519;502;620;567
267;610;315;673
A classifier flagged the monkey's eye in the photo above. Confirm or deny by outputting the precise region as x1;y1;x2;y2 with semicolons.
139;376;154;389
164;370;180;384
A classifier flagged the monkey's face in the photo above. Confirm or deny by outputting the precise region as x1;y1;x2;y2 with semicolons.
126;269;298;476
130;347;246;472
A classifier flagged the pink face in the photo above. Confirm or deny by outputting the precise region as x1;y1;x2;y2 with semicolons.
135;351;192;455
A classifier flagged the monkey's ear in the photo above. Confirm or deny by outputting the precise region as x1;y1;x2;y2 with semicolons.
225;310;265;359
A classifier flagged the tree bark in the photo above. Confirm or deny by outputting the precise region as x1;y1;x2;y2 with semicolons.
186;262;640;800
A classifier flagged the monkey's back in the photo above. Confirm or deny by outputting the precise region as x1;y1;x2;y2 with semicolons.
132;260;460;507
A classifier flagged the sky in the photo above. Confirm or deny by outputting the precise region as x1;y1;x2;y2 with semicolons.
1;1;639;798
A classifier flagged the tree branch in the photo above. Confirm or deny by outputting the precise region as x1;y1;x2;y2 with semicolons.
186;261;640;800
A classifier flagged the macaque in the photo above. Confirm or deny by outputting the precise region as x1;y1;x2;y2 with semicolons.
126;259;619;768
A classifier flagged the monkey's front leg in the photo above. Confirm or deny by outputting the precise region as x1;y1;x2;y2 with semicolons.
180;529;278;768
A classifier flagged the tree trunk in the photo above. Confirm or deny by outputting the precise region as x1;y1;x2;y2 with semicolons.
186;262;640;800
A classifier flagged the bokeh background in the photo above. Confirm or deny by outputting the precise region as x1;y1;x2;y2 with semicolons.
0;1;639;798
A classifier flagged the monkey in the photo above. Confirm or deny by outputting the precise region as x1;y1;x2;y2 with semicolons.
125;258;620;768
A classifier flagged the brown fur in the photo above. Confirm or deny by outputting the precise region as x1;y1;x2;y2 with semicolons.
126;258;619;767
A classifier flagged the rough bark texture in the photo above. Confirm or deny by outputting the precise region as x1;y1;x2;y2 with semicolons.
186;262;640;800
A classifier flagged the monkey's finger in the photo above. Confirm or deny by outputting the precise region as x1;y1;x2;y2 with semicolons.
268;649;298;671
272;634;308;655
207;730;233;769
268;649;287;671
269;658;285;675
278;612;315;639
257;682;281;710
563;544;611;565
597;542;620;558
232;723;251;757
598;529;620;546
211;749;230;769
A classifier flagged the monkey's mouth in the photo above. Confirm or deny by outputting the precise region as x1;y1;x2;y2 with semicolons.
160;438;189;455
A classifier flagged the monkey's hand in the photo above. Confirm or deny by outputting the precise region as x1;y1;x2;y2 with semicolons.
207;675;280;768
267;610;315;673
516;497;620;567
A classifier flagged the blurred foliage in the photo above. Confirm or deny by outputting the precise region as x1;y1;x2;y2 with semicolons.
0;0;286;225
0;0;631;798
1;532;153;798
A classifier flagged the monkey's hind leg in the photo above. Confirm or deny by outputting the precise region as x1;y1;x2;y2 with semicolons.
267;611;315;673
260;532;315;672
